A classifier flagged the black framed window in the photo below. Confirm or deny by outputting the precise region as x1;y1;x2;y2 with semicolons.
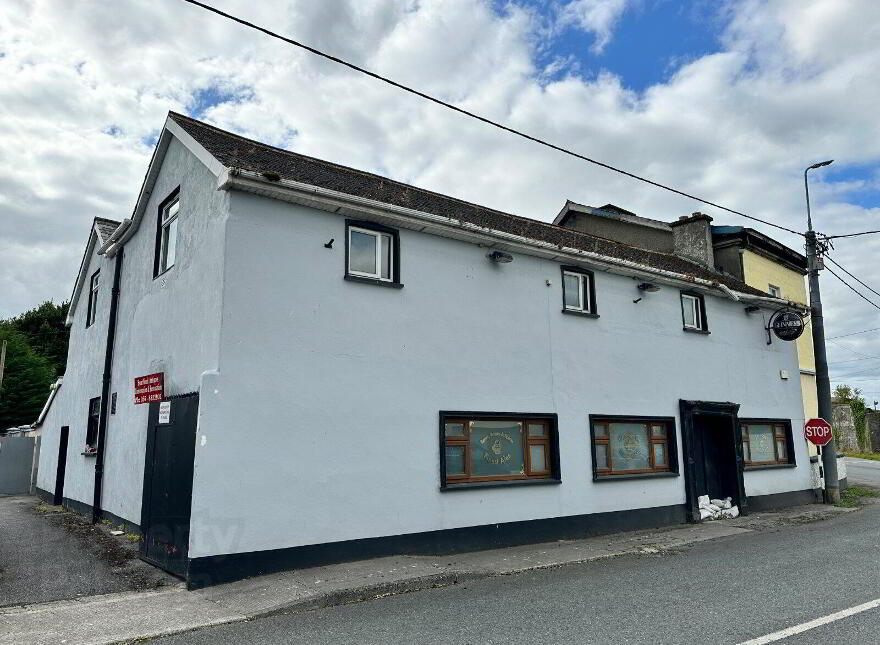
590;415;679;480
344;220;402;287
741;419;795;467
86;397;101;448
86;270;100;327
561;266;598;317
680;291;708;332
440;412;560;488
154;188;180;277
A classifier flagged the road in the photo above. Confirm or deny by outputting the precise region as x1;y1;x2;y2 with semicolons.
150;498;880;645
845;456;880;487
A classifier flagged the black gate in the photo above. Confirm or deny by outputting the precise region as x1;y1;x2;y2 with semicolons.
140;393;199;578
54;426;69;505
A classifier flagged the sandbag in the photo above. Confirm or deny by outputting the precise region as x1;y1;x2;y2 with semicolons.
699;508;714;520
721;506;740;519
711;498;732;510
697;495;711;509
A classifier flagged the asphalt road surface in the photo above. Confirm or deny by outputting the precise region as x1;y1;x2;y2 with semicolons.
845;456;880;487
151;500;880;645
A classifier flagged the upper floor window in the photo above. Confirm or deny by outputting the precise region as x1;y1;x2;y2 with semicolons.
86;396;101;449
590;416;678;479
345;221;401;287
768;284;782;298
741;420;794;468
155;189;180;277
561;266;598;317
86;270;100;327
441;413;559;488
681;291;708;332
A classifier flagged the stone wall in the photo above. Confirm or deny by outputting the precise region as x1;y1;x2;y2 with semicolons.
866;410;880;453
832;403;859;453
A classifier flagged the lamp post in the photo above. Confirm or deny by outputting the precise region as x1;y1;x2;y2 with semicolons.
804;159;839;504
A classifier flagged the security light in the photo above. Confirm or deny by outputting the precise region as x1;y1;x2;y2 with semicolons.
486;250;513;263
637;282;661;293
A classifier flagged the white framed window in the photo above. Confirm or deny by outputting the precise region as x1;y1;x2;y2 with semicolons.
768;284;782;298
86;270;100;327
562;268;595;314
347;226;394;281
157;194;179;275
681;293;705;331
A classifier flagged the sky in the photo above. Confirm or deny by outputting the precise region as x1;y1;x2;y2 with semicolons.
1;0;879;395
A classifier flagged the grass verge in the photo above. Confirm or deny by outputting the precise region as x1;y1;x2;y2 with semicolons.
836;485;880;508
844;452;880;461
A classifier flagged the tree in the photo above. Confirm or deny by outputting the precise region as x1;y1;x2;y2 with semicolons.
1;301;69;379
0;329;54;430
834;384;868;452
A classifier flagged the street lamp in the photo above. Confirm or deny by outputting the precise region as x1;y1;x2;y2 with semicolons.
804;159;838;504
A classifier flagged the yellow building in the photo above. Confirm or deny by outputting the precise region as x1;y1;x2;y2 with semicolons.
712;227;817;432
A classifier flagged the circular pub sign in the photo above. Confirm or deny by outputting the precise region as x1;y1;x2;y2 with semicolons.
771;309;806;341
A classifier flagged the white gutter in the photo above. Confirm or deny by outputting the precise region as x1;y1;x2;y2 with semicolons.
97;218;132;255
33;377;62;427
219;168;797;310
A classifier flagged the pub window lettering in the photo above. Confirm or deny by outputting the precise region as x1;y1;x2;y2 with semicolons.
591;416;678;478
741;420;793;467
441;413;559;487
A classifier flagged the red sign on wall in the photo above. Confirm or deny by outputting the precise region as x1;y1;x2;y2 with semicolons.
134;373;164;404
804;418;833;446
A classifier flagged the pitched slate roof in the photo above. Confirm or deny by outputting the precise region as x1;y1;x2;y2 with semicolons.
168;112;768;297
94;217;121;245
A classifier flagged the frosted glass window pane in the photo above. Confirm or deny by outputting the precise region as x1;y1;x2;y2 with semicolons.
529;445;548;472
651;424;666;438
747;424;775;462
594;424;607;438
743;441;751;462
350;230;377;275
470;421;524;477
776;440;786;461
528;423;546;437
609;423;650;471
445;422;465;437
445;446;465;475
595;443;608;468
653;443;666;466
380;234;391;279
563;273;581;309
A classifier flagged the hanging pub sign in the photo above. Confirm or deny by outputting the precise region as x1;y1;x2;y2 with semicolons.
134;372;164;404
770;309;806;341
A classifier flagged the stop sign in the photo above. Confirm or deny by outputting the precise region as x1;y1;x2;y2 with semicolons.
805;418;833;446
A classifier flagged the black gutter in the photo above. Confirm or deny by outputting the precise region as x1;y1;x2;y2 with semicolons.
92;248;123;524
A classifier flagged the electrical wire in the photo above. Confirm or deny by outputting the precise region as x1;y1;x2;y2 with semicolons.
828;327;880;340
824;265;880;312
825;255;880;301
824;230;880;240
177;0;804;237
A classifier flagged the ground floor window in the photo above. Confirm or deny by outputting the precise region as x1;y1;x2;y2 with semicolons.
441;413;559;487
86;397;101;448
741;419;794;467
590;416;678;479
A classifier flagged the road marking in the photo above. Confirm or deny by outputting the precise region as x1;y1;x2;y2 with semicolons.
737;598;880;644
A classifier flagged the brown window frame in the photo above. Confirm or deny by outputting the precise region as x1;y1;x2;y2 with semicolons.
589;415;679;480
440;412;560;489
741;419;795;468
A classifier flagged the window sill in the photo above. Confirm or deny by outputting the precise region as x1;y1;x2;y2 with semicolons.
683;327;711;335
81;450;98;457
344;274;404;289
744;463;796;471
561;309;600;319
593;471;679;482
441;478;561;492
153;266;175;281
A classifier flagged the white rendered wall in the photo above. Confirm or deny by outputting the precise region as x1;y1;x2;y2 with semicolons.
188;191;811;558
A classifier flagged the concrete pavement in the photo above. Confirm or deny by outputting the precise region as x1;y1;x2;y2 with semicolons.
844;456;880;486
0;500;855;645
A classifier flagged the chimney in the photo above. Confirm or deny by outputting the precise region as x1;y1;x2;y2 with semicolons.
670;212;714;268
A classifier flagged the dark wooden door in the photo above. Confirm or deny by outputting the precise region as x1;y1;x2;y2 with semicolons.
140;394;198;578
53;426;69;505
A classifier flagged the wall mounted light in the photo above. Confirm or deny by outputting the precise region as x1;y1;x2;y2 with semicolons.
744;305;761;314
486;250;513;263
637;282;661;293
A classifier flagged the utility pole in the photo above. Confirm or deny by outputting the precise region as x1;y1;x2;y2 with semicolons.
0;339;6;403
804;159;839;504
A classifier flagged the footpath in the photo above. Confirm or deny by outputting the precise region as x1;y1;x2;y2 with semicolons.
0;501;855;645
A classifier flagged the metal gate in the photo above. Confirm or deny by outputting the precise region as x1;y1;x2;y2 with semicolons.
140;393;198;578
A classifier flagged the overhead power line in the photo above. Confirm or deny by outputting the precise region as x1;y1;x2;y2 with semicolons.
827;326;880;340
824;265;880;312
824;230;880;240
177;0;804;237
828;355;880;365
825;255;880;301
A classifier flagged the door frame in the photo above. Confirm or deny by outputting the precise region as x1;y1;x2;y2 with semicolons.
679;400;748;522
53;426;69;505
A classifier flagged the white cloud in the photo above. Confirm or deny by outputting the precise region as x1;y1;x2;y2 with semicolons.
1;0;879;389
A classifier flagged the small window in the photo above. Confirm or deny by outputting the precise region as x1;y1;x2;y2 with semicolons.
441;413;559;487
741;420;794;467
591;416;678;479
561;266;597;316
86;397;101;448
155;190;180;277
86;270;100;327
345;221;400;286
681;292;708;332
768;284;782;298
